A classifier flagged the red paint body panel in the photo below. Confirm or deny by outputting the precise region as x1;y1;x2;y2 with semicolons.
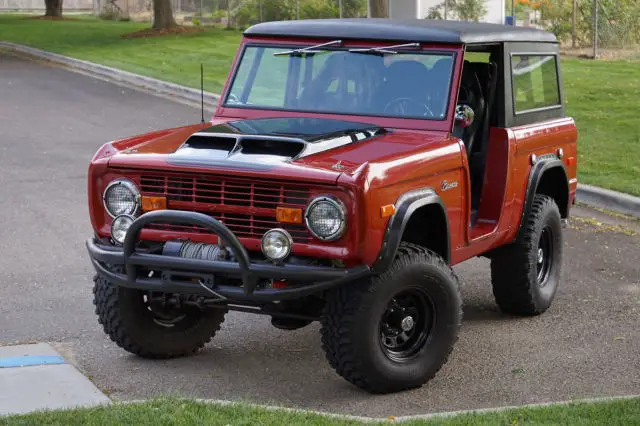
87;36;578;270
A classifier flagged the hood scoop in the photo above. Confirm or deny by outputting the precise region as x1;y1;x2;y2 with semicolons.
238;138;306;157
167;117;386;170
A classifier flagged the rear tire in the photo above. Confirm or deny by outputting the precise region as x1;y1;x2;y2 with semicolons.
490;194;563;316
93;276;226;358
320;243;462;394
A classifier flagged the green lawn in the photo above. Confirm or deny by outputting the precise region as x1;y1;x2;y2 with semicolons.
562;57;640;195
0;15;241;93
0;15;638;195
1;397;639;425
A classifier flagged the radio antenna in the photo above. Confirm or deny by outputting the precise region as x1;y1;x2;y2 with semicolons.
200;63;205;124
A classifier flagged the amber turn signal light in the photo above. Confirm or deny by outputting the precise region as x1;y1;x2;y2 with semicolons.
141;196;167;212
276;207;303;224
380;204;396;218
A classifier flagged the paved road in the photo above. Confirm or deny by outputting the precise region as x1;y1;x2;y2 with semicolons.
1;54;638;417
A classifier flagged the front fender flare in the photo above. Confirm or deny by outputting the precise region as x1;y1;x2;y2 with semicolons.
372;188;450;274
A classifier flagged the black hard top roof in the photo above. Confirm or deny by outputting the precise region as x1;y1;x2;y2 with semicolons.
244;18;558;44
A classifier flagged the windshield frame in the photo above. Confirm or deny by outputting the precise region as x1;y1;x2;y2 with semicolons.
217;39;462;131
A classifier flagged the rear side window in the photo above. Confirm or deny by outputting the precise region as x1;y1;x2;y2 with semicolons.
511;54;560;113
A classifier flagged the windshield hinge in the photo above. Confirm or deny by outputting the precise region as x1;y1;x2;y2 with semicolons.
273;40;343;56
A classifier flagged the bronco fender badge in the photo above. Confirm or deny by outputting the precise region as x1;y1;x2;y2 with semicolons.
331;161;345;171
441;180;458;191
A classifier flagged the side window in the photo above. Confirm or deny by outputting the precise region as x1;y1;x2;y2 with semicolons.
511;54;560;113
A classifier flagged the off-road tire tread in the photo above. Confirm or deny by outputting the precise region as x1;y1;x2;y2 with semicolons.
320;242;462;394
93;275;225;359
490;194;559;316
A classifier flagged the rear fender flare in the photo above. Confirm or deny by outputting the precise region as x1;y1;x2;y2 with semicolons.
516;158;569;241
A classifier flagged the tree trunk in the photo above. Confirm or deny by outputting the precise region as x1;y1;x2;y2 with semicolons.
572;0;577;48
368;0;387;18
152;0;177;29
44;0;62;17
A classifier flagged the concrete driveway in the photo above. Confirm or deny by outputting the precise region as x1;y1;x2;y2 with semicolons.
0;53;638;417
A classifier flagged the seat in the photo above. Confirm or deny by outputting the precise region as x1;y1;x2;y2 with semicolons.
453;60;486;159
454;60;495;215
466;61;498;208
297;52;384;113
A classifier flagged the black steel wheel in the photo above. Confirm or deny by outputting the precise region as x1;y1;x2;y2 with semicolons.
491;194;563;316
379;289;434;362
536;226;554;287
321;243;462;394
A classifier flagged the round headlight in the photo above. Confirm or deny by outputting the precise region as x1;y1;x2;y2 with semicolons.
305;196;346;241
261;229;293;261
103;179;140;218
111;214;135;245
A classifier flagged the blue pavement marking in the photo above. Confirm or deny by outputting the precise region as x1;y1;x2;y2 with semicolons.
0;355;66;368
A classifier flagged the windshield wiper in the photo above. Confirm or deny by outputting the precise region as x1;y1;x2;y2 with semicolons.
349;42;420;55
274;40;343;56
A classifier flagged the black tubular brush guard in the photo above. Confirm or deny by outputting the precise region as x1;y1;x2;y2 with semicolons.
86;210;370;302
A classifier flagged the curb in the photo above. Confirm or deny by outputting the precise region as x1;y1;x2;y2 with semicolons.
576;184;640;219
2;41;638;218
0;41;220;109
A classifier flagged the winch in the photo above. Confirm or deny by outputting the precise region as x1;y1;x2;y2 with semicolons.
162;241;236;262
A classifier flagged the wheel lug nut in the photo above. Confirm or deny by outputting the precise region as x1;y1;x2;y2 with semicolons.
401;316;414;331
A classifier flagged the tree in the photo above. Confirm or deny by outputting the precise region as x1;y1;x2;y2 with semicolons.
343;0;367;17
44;0;62;17
451;0;486;21
368;0;387;18
426;0;486;21
517;0;640;48
152;0;178;29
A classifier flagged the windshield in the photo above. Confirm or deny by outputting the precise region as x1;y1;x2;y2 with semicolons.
224;46;455;120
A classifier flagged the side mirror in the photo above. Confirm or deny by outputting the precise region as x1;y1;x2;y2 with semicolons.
455;104;474;128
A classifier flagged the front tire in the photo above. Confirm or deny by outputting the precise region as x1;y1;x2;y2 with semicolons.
320;243;462;394
93;276;227;358
490;194;563;316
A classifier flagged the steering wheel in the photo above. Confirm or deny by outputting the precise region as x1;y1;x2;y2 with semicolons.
384;98;434;118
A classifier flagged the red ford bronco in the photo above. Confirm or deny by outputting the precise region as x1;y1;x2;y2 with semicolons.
87;19;578;394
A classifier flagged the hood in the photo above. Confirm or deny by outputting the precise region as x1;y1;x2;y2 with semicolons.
107;117;450;181
167;117;386;170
